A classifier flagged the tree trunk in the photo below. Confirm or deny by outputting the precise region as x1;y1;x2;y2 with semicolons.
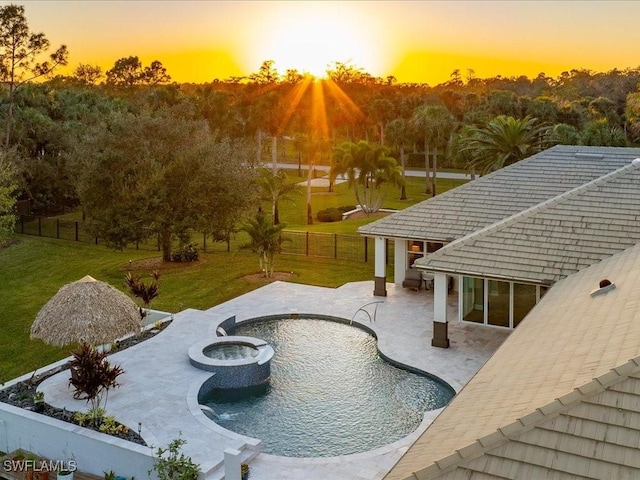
424;140;432;195
272;135;278;174
400;146;407;200
306;171;313;225
4;81;15;149
4;91;13;148
274;200;280;225
271;135;278;175
160;227;172;262
306;151;313;225
431;147;437;197
256;129;263;165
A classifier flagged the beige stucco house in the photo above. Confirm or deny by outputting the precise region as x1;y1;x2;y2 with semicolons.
359;145;640;347
359;145;640;478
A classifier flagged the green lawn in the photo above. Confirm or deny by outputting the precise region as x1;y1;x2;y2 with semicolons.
277;175;465;232
3;171;465;380
0;236;375;379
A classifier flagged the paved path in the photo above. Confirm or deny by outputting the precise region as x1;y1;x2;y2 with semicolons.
265;162;475;181
40;281;508;480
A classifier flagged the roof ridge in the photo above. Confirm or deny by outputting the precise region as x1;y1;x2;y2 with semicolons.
358;147;563;237
415;161;640;268
411;356;640;479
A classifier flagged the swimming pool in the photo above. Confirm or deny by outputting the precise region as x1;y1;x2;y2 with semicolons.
199;316;454;457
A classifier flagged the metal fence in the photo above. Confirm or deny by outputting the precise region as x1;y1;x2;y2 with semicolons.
280;230;381;263
15;215;393;264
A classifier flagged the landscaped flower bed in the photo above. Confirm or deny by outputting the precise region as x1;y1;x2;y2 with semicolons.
0;320;172;446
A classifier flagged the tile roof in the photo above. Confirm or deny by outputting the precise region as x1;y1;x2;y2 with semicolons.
419;361;640;479
384;242;640;480
359;145;640;242
414;162;640;284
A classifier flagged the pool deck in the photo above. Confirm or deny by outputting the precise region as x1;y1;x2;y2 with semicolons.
39;280;510;480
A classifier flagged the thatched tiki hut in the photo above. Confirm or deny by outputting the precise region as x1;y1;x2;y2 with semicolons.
31;275;141;346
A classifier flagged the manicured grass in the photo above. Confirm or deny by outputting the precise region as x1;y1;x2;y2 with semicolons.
47;175;466;236
0;236;374;379
277;176;466;231
3;171;465;379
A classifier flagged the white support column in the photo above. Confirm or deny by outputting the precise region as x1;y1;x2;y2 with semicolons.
224;448;242;480
394;238;407;285
432;272;450;348
373;236;387;296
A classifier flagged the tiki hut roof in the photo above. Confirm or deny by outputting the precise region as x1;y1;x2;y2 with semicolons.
30;275;141;346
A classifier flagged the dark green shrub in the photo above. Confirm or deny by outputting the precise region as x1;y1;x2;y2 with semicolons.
149;437;200;480
171;243;199;262
317;208;343;222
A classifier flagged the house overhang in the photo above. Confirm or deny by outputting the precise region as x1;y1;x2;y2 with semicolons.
413;264;554;287
357;231;456;243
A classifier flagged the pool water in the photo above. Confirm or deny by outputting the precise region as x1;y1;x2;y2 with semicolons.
203;343;258;360
200;318;454;457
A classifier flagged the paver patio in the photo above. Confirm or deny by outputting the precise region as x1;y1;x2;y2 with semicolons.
39;280;509;479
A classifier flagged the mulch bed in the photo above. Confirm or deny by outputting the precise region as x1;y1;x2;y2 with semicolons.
343;210;391;221
0;320;172;446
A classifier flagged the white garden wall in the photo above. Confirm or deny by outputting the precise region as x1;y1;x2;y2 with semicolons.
0;401;156;479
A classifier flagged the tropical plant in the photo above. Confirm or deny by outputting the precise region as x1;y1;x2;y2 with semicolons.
149;437;199;480
462;115;549;174
68;342;124;427
125;270;160;319
241;463;250;480
240;211;288;278
625;90;640;143
125;271;160;307
255;168;300;225
385;118;412;200
580;118;626;146
412;105;456;196
330;140;403;213
548;123;581;146
450;125;480;178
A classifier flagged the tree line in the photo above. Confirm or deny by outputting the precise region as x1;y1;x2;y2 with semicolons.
2;3;640;256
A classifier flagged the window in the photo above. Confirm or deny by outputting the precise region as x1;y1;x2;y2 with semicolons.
462;276;484;323
407;240;424;267
461;277;542;329
487;280;510;327
513;283;536;327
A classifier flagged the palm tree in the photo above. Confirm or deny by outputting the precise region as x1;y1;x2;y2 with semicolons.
548;123;580;146
331;140;403;214
580;118;626;146
241;211;287;278
385;118;411;200
255;168;300;225
412;105;455;196
463;115;549;175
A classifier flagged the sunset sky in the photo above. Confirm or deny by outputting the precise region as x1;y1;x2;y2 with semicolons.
16;0;640;85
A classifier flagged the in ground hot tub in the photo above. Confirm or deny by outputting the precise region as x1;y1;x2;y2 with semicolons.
188;336;274;389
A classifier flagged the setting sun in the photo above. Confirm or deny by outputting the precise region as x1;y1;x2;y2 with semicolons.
14;1;640;85
244;2;384;78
